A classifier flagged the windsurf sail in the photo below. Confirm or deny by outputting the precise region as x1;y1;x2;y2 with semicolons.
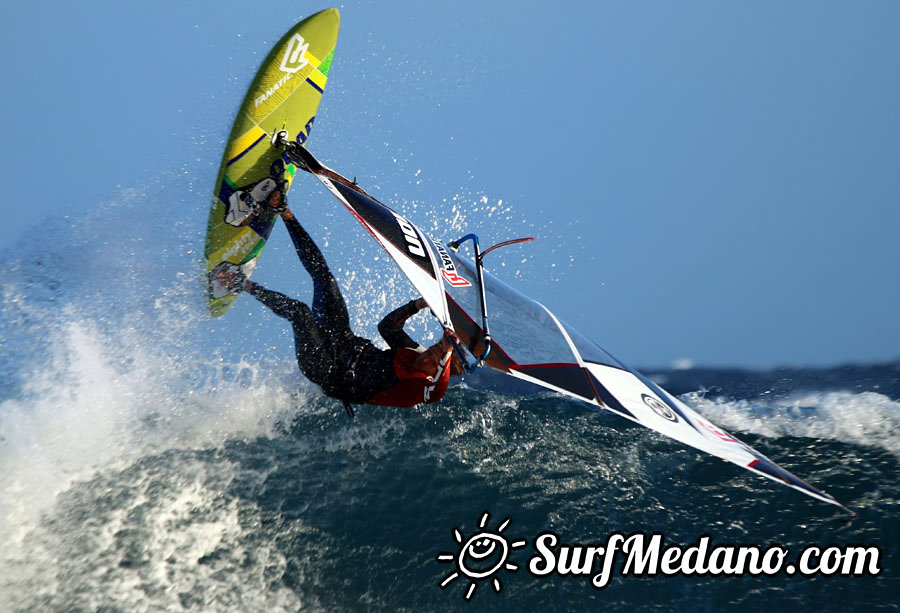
287;144;852;514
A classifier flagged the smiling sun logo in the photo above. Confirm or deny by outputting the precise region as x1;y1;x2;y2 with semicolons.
435;511;527;601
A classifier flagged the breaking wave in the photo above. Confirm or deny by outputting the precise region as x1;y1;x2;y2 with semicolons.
1;178;897;611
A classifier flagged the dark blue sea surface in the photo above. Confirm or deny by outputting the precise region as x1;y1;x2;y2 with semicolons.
3;371;898;612
1;187;897;611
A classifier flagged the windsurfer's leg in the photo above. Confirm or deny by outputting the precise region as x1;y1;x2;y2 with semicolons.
290;306;335;387
245;283;308;322
282;215;352;335
245;283;334;386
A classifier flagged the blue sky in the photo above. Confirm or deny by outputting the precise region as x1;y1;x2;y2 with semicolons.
2;1;898;368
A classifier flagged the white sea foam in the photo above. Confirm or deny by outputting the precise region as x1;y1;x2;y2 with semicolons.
683;390;900;457
3;452;315;612
0;184;318;597
0;305;304;536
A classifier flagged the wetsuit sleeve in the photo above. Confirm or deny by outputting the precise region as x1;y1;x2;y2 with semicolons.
245;283;307;321
378;300;425;350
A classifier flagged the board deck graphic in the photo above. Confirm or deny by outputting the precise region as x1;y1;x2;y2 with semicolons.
204;9;339;316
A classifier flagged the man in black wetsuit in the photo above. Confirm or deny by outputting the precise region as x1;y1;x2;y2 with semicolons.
215;188;457;412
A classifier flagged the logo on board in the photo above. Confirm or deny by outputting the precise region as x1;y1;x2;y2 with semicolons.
280;34;310;73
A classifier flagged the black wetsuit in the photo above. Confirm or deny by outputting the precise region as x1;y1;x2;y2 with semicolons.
246;217;423;403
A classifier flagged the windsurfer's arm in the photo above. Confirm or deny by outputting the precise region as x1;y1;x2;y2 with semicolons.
378;298;427;350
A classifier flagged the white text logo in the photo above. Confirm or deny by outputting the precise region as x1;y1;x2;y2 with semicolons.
393;213;426;258
434;517;882;600
254;74;290;108
433;241;472;287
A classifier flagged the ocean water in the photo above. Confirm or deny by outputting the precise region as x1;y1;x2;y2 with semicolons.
1;184;897;612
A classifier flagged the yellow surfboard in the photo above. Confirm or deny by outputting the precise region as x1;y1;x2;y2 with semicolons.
204;8;339;316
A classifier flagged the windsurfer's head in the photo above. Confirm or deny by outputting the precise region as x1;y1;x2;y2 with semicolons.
412;342;446;377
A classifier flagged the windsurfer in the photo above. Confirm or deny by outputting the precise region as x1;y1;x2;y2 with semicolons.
215;187;460;412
